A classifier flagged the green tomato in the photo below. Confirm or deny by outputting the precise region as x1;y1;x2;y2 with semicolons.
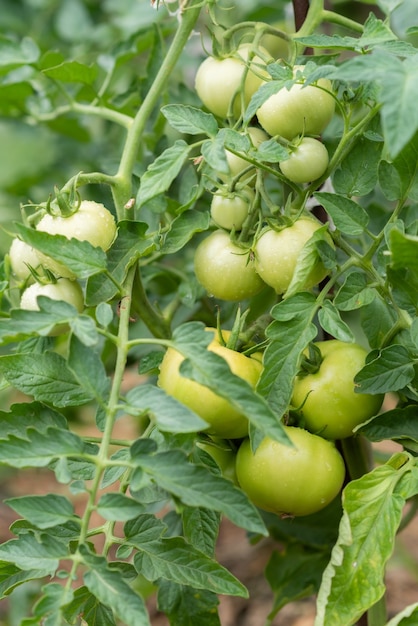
210;186;254;231
36;200;117;278
158;327;263;439
8;238;42;281
194;230;265;301
254;218;333;295
292;340;385;439
280;137;329;184
195;44;268;119
257;67;335;140
197;440;238;484
235;426;345;517
221;126;269;182
20;278;84;313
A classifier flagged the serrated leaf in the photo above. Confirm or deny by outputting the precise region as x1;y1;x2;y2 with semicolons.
332;136;383;197
62;585;116;626
137;140;191;208
334;272;377;311
97;493;144;521
315;456;418;626
0;562;48;597
0;352;94;407
68;335;110;407
182;507;220;557
253;138;289;163
314;193;369;235
244;79;289;123
171;322;290;445
13;223;107;278
31;582;73;625
354;345;415;393
42;60;98;84
0;426;93;468
162;104;218;137
135;449;266;536
378;135;418;202
201;137;229;174
386;603;418;626
157;580;220;626
134;535;247;597
161;210;210;254
5;494;78;529
318;300;355;343
389;228;418;279
357;405;418;441
257;294;318;419
82;548;150;626
125;384;208;433
124;514;167;545
0;534;68;575
0;402;66;438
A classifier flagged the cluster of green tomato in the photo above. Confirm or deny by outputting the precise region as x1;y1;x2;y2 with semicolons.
8;200;117;319
158;329;384;517
193;42;336;303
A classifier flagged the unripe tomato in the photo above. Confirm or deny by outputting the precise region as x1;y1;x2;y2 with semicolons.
197;440;238;484
20;278;84;313
254;218;333;295
8;238;42;281
194;230;265;301
257;67;335;140
158;328;263;439
222;126;269;182
279;137;329;183
210;186;254;231
195;44;268;119
36;200;117;278
292;340;384;439
235;426;345;517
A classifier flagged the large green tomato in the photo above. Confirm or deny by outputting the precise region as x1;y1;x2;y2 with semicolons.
196;439;238;484
20;278;84;313
158;328;263;439
292;340;385;439
279;137;329;184
210;186;254;231
36;200;117;278
235;426;345;517
254;218;333;295
195;44;268;119
257;67;335;140
194;230;265;301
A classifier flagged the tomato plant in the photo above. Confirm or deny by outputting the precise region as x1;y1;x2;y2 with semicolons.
0;1;418;625
292;340;385;440
235;426;346;516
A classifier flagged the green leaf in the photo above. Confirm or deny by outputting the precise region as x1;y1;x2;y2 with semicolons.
97;493;145;521
0;352;94;407
63;586;116;626
285;226;335;298
134;449;267;536
201;137;229;174
134;535;247;597
5;494;78;529
86;220;154;306
360;295;398;349
318;300;355;343
0;426;93;468
68;335;111;407
182;507;220;557
0;534;68;576
357;405;418;442
13;224;107;279
386;603;418;626
0;36;40;74
124;514;167;544
315;455;418;626
171;322;290;445
161;104;218;137
0;561;48;597
157;580;220;626
266;545;329;620
30;582;74;625
125;384;208;433
354;345;415;393
378;135;418;202
253;137;289;163
244;78;290;123
82;548;151;626
334;272;377;311
137;140;191;207
0;402;66;438
42;60;98;84
314;193;369;235
332;136;383;197
389;228;418;279
161;210;210;254
257;294;318;419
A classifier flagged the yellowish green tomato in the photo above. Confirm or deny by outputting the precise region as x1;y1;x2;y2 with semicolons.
257;67;335;140
194;230;266;301
195;44;268;119
254;218;333;295
292;340;385;439
8;238;42;281
235;426;346;517
197;440;238;484
210;186;254;231
222;126;269;182
20;278;84;313
279;137;329;183
158;328;263;439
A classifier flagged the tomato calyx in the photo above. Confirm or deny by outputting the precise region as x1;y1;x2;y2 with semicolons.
297;342;323;377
